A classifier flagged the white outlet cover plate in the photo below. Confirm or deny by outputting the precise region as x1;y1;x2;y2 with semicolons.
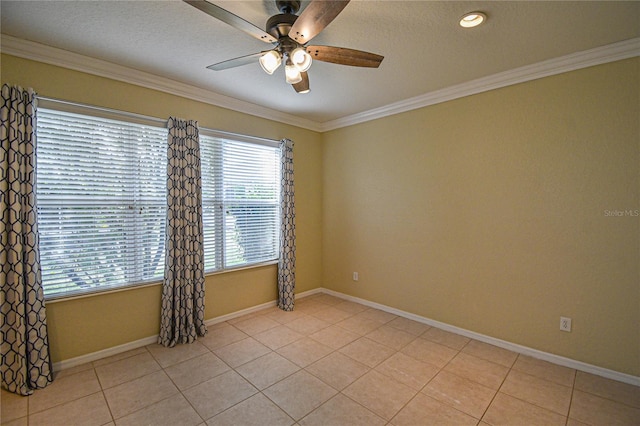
560;317;572;332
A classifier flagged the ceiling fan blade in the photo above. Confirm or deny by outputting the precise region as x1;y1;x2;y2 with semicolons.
207;52;264;71
292;71;310;93
184;0;277;44
306;46;384;68
289;0;350;44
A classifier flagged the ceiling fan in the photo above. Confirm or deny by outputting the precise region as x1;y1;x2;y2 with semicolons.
184;0;384;93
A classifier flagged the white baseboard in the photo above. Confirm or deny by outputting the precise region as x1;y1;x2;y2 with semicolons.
204;300;278;328
52;335;159;372
293;287;325;299
202;288;322;327
320;288;640;387
53;289;321;372
54;286;639;387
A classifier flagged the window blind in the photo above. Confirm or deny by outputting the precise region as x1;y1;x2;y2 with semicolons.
200;135;280;270
35;103;281;299
36;108;167;298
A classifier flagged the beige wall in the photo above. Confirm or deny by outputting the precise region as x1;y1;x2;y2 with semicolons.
322;58;639;376
1;54;324;362
3;53;638;376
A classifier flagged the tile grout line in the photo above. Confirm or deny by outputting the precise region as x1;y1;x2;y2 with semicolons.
393;334;483;424
100;345;157;423
564;371;578;426
502;367;576;415
187;330;257;423
264;301;392;423
489;353;578;423
160;356;207;425
479;350;520;424
360;325;430;423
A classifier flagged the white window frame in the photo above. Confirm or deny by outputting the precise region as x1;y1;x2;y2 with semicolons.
199;129;281;273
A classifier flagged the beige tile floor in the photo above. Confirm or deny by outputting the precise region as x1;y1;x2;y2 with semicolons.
2;293;639;426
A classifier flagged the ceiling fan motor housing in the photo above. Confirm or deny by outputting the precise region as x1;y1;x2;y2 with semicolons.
266;13;298;39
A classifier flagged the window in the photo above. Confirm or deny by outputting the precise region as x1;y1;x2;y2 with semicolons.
36;104;281;299
36;108;167;298
200;133;281;271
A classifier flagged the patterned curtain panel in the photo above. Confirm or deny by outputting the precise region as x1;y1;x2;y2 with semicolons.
159;117;207;347
278;139;296;311
0;85;53;395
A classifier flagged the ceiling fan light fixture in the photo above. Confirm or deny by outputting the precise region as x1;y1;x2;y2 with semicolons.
188;0;384;92
285;63;303;84
459;12;486;28
293;71;310;94
291;47;312;72
259;50;282;74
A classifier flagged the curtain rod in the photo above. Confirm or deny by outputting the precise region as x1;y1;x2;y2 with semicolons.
36;95;279;146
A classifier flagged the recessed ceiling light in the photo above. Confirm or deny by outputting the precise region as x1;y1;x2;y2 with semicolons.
460;12;487;28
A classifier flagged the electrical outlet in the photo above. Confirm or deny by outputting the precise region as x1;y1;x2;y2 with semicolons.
352;272;359;281
560;317;572;332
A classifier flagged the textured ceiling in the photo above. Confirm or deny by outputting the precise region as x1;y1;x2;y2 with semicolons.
1;1;639;125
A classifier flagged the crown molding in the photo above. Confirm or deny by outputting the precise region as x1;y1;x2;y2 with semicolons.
2;35;638;133
0;35;323;132
320;37;640;132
